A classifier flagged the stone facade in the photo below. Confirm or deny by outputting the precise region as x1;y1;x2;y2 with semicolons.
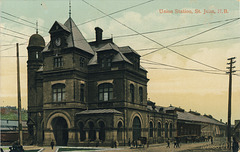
27;17;177;146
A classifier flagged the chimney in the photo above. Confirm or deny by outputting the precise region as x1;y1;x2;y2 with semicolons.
95;27;103;43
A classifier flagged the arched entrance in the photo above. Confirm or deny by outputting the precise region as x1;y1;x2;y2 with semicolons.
52;117;68;146
133;116;141;141
98;121;105;141
117;121;123;141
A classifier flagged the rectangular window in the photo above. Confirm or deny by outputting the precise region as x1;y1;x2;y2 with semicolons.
101;59;105;68
107;59;111;67
80;84;85;102
36;51;39;59
54;57;63;68
80;57;85;68
104;92;108;101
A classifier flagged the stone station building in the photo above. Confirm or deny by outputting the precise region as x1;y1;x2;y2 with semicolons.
27;17;177;146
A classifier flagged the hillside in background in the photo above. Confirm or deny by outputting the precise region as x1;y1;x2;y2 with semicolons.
0;106;27;121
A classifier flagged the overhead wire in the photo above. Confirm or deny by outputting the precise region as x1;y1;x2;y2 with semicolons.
0;26;30;37
141;59;227;75
113;17;240;39
135;36;240;51
0;32;27;40
76;0;154;26
1;16;48;33
1;11;49;30
82;0;238;73
142;18;239;57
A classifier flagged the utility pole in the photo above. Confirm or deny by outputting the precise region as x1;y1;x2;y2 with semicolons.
226;57;236;149
16;43;23;145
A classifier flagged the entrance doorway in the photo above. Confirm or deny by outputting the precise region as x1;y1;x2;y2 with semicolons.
133;116;141;141
51;117;68;146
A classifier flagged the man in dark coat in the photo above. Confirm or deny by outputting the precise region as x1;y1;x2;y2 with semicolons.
233;137;239;152
50;140;54;150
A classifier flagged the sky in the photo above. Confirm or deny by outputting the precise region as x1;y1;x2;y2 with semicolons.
0;0;239;124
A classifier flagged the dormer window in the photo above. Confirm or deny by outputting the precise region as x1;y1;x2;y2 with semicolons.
101;58;112;68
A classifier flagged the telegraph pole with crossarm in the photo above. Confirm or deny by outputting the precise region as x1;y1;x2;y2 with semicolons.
226;57;236;149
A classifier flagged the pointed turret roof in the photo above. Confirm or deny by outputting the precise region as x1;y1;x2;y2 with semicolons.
64;18;94;55
43;18;94;55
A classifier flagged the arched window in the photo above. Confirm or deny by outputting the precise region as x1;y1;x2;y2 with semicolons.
36;51;39;59
130;84;134;103
80;84;85;102
78;122;86;141
98;83;113;101
170;123;173;138
139;87;143;103
52;84;65;102
98;121;105;141
117;121;123;141
165;123;168;138
149;122;153;137
89;121;96;141
157;122;161;137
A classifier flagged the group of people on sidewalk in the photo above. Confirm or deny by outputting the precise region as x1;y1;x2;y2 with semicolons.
166;138;180;148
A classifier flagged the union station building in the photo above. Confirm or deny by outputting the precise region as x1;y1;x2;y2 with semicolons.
26;16;177;146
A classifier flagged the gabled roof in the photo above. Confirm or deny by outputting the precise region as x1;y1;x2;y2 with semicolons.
43;18;94;55
97;43;119;52
112;52;132;64
88;42;133;66
64;18;94;55
49;21;70;33
177;111;225;126
234;121;240;131
119;46;140;57
76;109;122;115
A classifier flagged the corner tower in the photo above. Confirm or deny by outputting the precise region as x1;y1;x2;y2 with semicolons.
27;33;45;144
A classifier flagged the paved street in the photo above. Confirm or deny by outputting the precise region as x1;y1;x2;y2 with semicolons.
2;137;239;152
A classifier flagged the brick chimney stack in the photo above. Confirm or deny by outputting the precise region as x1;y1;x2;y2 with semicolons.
95;27;103;43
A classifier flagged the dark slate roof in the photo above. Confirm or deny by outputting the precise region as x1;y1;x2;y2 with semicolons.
119;46;140;56
177;111;225;126
88;42;132;65
28;33;45;48
88;54;98;65
64;18;94;55
140;65;147;71
37;66;43;72
76;109;122;115
55;21;70;33
97;43;119;52
234;121;240;131
112;52;132;64
43;18;94;55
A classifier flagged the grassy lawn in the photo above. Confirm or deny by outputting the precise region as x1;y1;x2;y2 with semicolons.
58;148;99;151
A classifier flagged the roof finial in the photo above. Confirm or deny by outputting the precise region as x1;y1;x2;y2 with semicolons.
36;20;38;34
69;0;71;18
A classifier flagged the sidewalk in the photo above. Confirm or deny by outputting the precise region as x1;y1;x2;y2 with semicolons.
1;141;226;152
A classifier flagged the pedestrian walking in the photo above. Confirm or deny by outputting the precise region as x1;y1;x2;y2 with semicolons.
166;138;170;148
233;137;239;152
50;140;54;150
174;139;177;148
210;136;213;144
128;138;131;147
